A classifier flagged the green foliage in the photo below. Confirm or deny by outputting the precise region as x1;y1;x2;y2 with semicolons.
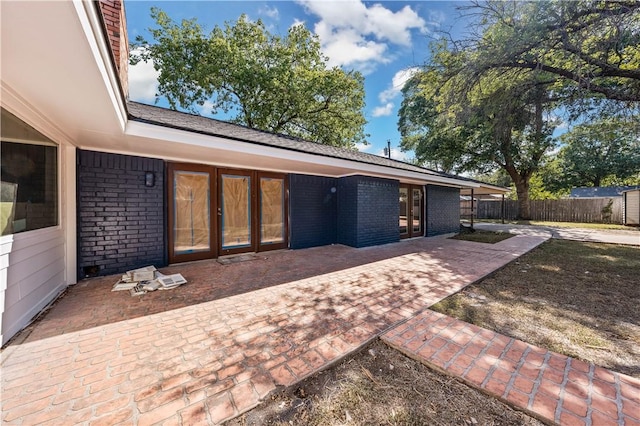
557;118;640;188
528;173;564;200
464;1;640;108
399;0;640;215
132;9;367;148
398;39;559;218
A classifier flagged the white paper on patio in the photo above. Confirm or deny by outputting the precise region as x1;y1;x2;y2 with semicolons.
111;265;187;295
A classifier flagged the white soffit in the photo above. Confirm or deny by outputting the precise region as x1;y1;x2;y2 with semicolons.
1;1;125;145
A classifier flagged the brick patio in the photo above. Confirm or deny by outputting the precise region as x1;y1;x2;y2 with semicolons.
383;310;640;426
3;235;548;424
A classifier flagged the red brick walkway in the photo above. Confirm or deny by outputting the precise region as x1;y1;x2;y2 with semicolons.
383;310;640;426
1;235;547;425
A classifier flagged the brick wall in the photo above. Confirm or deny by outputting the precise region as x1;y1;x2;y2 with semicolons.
289;174;338;249
338;175;399;248
77;150;165;279
336;176;359;247
98;0;128;96
426;185;460;236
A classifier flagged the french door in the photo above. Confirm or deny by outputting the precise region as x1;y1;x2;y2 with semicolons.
168;163;216;263
168;163;287;263
218;169;288;256
399;184;424;238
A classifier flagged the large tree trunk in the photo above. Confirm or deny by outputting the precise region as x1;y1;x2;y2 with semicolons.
503;164;532;220
514;177;531;220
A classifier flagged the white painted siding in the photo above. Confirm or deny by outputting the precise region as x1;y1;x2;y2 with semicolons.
0;228;67;343
1;98;76;345
624;191;640;226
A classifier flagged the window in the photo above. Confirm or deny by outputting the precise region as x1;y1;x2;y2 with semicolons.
1;109;58;236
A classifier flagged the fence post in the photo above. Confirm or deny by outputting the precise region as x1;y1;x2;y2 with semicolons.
471;188;474;228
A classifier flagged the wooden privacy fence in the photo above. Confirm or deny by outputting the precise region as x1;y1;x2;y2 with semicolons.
461;198;623;224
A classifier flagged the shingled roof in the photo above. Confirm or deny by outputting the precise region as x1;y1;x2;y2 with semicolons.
127;101;500;190
570;186;640;198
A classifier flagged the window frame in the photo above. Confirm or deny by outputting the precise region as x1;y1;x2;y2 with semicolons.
1;112;61;237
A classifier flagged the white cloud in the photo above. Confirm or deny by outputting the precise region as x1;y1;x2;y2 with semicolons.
297;0;426;71
372;102;394;117
370;67;419;119
314;21;389;71
259;5;279;20
376;147;409;162
379;67;420;102
291;18;306;29
197;100;216;117
354;142;372;152
128;48;159;103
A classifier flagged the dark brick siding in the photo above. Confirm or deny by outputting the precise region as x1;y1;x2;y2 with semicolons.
289;174;338;249
426;185;460;236
336;176;359;247
337;175;399;248
77;150;166;279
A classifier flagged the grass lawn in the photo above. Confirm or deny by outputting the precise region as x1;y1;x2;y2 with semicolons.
432;239;640;378
477;219;638;231
230;340;542;426
450;229;514;244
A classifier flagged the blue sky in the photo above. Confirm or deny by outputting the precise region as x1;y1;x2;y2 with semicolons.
125;1;468;160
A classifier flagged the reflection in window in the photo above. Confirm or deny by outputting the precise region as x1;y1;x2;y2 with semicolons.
399;187;408;234
1;109;58;236
413;188;422;233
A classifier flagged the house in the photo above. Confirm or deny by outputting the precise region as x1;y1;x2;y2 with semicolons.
0;1;507;345
569;186;640;198
622;189;640;226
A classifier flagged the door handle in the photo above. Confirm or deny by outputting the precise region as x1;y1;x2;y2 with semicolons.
217;208;222;216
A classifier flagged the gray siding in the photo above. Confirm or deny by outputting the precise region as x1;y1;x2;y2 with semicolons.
426;185;460;236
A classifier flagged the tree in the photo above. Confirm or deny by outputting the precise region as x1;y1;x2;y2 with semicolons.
558;118;640;187
131;8;367;148
399;40;558;219
400;0;640;218
460;1;640;105
398;73;468;174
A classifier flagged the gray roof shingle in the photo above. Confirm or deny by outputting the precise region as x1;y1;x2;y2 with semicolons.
570;186;640;198
127;101;496;188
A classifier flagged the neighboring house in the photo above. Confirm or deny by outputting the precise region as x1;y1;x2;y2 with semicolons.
569;186;640;198
0;1;507;345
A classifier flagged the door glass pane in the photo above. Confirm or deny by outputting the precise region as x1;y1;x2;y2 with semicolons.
221;174;251;249
260;178;284;244
412;188;422;233
399;187;408;234
174;171;210;254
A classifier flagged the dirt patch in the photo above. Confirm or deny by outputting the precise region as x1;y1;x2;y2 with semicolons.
450;229;515;244
432;239;640;378
228;340;542;426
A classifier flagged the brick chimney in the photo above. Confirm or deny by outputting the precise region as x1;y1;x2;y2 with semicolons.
98;0;129;98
